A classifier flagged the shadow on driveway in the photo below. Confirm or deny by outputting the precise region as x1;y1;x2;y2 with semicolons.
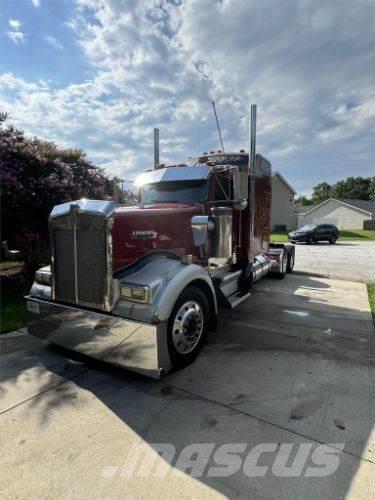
1;274;374;498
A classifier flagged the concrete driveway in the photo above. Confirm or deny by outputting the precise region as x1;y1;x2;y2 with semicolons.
293;240;375;283
1;274;374;499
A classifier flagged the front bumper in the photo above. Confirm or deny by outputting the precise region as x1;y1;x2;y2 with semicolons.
288;234;306;242
26;296;172;379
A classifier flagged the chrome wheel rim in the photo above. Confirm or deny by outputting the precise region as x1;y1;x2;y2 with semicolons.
172;301;204;354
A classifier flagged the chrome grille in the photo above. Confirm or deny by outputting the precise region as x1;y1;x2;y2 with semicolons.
54;227;75;303
77;228;107;306
50;200;114;311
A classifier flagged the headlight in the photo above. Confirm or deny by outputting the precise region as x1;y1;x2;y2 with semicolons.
120;284;151;303
35;267;51;286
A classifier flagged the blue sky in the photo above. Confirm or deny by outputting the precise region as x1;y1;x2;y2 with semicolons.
1;0;374;195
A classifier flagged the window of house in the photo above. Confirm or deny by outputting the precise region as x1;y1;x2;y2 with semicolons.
289;194;294;203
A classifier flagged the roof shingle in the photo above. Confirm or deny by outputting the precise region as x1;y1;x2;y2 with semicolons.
295;198;375;216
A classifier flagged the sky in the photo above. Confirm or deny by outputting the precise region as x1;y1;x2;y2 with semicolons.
0;0;374;195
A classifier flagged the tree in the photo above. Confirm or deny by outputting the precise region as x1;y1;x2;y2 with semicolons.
295;195;312;206
0;114;135;270
311;182;332;205
331;177;371;200
369;177;375;200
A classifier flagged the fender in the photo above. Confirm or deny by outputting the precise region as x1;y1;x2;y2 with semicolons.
112;255;218;324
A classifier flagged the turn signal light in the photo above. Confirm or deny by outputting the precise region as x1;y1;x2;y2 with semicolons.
120;284;151;303
35;267;52;286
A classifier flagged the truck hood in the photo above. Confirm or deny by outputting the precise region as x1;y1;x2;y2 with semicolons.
112;203;205;270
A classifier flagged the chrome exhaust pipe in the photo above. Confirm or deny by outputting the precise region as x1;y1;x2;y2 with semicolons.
154;128;159;169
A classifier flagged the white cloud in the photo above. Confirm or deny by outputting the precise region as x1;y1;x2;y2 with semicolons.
7;31;26;44
9;19;22;29
44;35;63;51
31;0;41;7
7;18;26;44
1;0;375;191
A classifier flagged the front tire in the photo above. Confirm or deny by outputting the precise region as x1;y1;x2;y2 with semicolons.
167;286;209;369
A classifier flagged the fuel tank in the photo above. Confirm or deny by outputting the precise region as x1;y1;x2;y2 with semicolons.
112;203;205;270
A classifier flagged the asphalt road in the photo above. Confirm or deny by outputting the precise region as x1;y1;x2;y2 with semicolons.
1;274;374;499
293;240;375;283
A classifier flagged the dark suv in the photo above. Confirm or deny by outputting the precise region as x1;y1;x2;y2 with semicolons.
288;224;339;244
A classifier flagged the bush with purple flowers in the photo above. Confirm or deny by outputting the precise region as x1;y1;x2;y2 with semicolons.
0;113;135;271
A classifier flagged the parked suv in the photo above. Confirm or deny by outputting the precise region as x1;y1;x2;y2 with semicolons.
288;224;339;244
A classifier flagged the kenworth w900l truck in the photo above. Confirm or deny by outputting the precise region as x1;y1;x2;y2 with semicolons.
26;106;295;378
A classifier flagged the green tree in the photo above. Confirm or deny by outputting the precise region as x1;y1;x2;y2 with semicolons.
311;182;332;205
331;177;371;200
369;177;375;200
295;195;312;206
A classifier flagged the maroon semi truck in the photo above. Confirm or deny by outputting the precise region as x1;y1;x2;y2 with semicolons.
26;107;295;378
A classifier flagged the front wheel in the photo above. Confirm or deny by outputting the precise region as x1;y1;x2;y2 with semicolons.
167;286;209;369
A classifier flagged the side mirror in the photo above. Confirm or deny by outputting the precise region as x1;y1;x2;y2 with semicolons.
232;168;248;210
191;216;214;247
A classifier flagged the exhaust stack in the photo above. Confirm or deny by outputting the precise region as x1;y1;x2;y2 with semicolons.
248;104;257;261
154;128;160;169
249;105;257;174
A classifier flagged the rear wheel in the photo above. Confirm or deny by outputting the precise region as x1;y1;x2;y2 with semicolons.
329;234;337;244
167;286;209;369
287;246;295;273
276;251;288;279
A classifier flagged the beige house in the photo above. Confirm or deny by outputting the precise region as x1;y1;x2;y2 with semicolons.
271;172;297;230
297;198;375;229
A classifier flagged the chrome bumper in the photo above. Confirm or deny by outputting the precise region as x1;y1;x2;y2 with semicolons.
26;296;172;379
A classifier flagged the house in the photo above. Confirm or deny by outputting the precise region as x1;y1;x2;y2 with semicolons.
271;172;297;230
297;198;375;229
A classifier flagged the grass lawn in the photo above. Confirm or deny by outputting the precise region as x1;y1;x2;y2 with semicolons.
271;229;375;243
367;284;375;330
1;278;32;334
270;232;289;243
1;261;31;334
339;230;375;240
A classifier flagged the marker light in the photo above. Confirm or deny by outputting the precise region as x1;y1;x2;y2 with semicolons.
120;284;151;303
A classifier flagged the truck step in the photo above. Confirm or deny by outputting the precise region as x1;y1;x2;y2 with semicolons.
225;289;251;309
211;268;242;286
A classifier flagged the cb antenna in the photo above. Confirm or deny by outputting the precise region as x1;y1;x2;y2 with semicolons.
212;100;225;153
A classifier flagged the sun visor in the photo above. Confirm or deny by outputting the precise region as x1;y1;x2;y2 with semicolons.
135;166;212;186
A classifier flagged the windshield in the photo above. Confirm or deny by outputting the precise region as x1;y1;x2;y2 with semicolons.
298;224;317;231
140;180;209;204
